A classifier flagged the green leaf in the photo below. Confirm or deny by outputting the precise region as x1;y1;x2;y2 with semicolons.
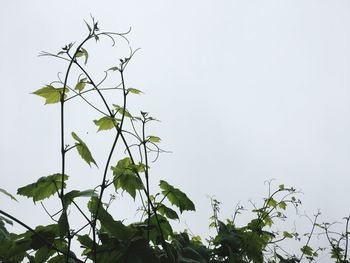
0;188;17;201
17;174;68;202
113;104;133;118
76;48;89;65
32;85;68;104
108;66;120;72
147;214;173;244
35;245;55;263
159;180;195;213
93;116;118;131
278;201;287;210
278;184;285;190
301;245;313;256
266;198;277;208
63;189;95;209
157;203;179;220
58;211;69;238
77;234;94;249
87;196;136;240
111;158;144;199
75;78;87;92
283;231;293;239
71;132;97;167
127;88;143;94
148;136;161;143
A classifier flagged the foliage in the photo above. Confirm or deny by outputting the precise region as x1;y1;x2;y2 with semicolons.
0;17;349;263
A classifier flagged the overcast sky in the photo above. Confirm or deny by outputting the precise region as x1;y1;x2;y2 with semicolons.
1;1;350;260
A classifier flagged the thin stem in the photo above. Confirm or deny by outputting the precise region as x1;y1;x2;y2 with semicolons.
142;118;151;242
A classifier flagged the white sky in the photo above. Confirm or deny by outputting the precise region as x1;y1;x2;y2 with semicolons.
1;1;350;261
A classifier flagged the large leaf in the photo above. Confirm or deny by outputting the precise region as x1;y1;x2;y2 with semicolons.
87;196;135;240
17;174;68;202
111;157;144;199
71;132;97;167
32;85;68;104
93;116;118;131
35;246;55;263
159;180;195;213
146;214;173;244
0;188;17;201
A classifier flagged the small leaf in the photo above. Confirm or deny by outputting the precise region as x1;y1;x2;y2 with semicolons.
157;204;179;220
0;188;17;201
71;132;97;167
278;184;285;190
278;201;287;210
75;78;87;92
301;245;313;256
76;48;89;65
148;136;161;143
267;198;277;208
108;66;120;72
127;88;143;94
283;231;293;239
111;158;144;199
93;116;118;131
17;174;68;202
159;180;195;213
112;104;133;118
32;86;68;104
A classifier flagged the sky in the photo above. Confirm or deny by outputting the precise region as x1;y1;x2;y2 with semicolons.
1;0;350;260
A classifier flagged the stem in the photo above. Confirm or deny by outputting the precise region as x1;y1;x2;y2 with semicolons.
299;212;320;262
60;34;91;263
142;118;151;242
90;69;128;262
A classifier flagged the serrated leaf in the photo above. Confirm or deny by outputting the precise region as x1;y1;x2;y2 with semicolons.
71;132;97;167
148;136;161;143
147;213;173;244
301;245;313;256
159;180;195;213
17;174;68;202
63;189;95;209
111;158;144;199
127;88;143;94
267;198;277;208
32;86;68;104
278;201;287;210
75;78;87;92
157;203;179;220
0;188;17;201
93;116;118;131
87;196;135;240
